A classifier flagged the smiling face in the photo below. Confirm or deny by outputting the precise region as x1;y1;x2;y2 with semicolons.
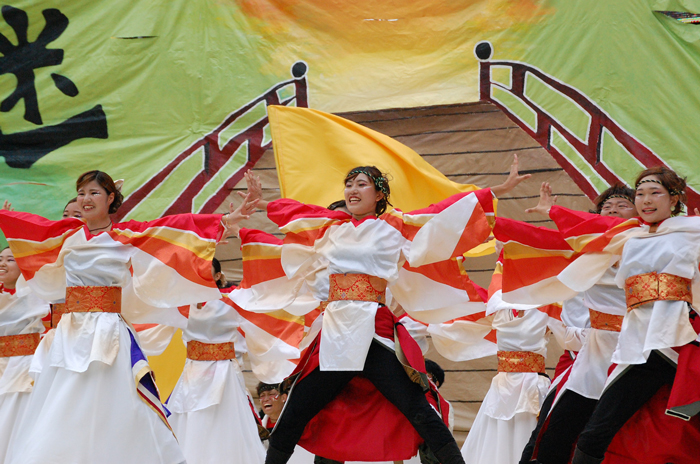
344;173;383;219
600;197;636;219
62;201;82;219
0;248;21;289
635;175;677;224
77;180;114;225
259;389;287;421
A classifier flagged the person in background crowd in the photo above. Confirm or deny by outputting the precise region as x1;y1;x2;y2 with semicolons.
259;382;289;438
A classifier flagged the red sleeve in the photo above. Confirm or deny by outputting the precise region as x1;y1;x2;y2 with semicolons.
0;210;84;279
266;199;351;246
238;229;286;289
267;199;350;229
494;216;572;251
0;210;83;241
110;213;224;288
549;205;626;238
239;228;283;245
405;188;494;216
114;213;224;242
385;188;494;242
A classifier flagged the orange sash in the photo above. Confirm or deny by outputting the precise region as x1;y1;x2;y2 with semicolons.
589;309;624;332
0;333;40;357
328;274;387;305
625;272;691;310
65;286;122;313
497;350;545;373
186;340;236;361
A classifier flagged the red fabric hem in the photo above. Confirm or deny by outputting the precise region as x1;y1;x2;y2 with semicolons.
287;306;446;462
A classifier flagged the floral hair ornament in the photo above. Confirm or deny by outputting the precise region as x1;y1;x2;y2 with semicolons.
635;178;682;196
347;168;391;199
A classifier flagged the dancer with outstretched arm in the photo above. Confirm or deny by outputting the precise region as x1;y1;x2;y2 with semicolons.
231;157;529;464
0;170;256;464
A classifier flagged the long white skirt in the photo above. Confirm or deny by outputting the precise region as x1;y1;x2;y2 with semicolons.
168;359;266;464
461;372;547;464
5;326;184;464
0;392;30;462
461;410;537;464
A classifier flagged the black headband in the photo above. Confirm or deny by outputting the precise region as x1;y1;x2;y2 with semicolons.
635;178;682;196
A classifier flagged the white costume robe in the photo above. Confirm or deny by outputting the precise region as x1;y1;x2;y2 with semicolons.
557;267;624;400
168;297;266;464
0;286;49;462
231;190;496;372
460;308;551;464
0;211;222;464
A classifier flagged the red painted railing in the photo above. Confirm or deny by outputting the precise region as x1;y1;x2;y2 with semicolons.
478;56;700;211
114;62;308;221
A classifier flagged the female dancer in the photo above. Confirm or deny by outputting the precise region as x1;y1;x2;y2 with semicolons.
499;167;699;464
0;170;256;464
0;248;50;461
233;158;529;464
431;257;569;464
62;197;81;219
519;183;637;464
460;302;553;464
568;167;699;463
168;258;266;464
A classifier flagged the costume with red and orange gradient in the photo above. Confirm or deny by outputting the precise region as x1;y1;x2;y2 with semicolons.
230;190;494;461
0;210;224;464
494;208;700;463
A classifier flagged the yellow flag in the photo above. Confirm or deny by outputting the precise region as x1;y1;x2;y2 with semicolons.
268;106;482;212
148;330;186;399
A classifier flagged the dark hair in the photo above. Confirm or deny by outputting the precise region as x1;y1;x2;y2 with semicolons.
76;171;123;214
634;166;687;216
256;382;282;396
211;258;225;289
327;199;347;211
424;359;445;388
344;166;392;215
65;197;78;209
212;257;222;275
593;183;635;214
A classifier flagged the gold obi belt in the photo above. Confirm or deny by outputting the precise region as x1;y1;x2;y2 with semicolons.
328;273;388;305
50;303;68;328
625;272;692;311
589;309;624;332
0;333;40;357
497;350;546;373
65;286;122;314
187;340;236;361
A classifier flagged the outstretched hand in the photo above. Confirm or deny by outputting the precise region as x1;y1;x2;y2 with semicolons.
525;182;557;216
237;170;269;210
2;200;13;211
491;154;531;197
221;193;258;242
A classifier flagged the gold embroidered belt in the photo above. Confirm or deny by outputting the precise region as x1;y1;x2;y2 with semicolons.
65;286;122;314
497;350;545;373
328;273;387;304
50;303;69;328
0;333;40;357
625;272;692;311
187;340;236;361
589;309;624;332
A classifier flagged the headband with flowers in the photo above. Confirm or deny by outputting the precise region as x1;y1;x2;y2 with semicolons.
346;168;391;200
